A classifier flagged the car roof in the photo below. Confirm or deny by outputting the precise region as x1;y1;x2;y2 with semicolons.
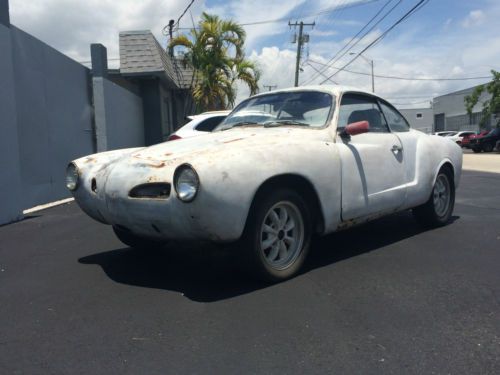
250;85;380;100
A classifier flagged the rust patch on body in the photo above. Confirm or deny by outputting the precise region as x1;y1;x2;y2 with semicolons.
84;156;97;163
149;162;165;168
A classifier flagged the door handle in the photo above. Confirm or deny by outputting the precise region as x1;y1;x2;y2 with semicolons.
391;144;403;152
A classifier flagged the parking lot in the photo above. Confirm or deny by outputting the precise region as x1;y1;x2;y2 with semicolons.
1;169;499;374
463;149;500;174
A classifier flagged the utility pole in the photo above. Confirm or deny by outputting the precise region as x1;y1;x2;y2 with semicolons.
289;21;315;87
263;84;277;92
370;59;374;93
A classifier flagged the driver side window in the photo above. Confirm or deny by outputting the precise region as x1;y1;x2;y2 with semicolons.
338;93;389;133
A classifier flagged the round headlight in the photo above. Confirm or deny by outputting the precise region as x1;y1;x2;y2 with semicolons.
174;164;199;202
66;163;79;191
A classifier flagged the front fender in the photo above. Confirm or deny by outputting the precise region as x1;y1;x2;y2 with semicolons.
188;139;342;240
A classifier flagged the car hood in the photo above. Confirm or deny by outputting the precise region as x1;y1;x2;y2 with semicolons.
128;127;327;166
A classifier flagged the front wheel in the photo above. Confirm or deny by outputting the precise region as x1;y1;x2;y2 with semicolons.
413;167;455;228
242;189;312;282
472;147;481;153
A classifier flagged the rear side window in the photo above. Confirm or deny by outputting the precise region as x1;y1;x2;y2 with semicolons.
196;116;226;132
379;100;410;132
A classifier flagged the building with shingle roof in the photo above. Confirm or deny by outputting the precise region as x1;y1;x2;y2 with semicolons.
102;30;195;145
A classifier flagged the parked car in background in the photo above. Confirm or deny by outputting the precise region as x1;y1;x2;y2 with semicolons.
66;86;462;281
434;131;457;137
461;130;490;149
445;131;476;146
470;128;500;153
167;110;230;141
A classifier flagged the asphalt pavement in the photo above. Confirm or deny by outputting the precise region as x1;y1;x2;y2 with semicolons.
1;171;499;374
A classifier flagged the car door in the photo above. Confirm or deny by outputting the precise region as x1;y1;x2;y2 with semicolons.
337;93;406;221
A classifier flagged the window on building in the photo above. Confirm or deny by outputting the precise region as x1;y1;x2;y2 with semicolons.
416;113;423;119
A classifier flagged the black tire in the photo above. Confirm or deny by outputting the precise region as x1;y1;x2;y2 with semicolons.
241;189;312;282
413;167;455;228
483;143;494;152
112;225;164;250
472;147;481;153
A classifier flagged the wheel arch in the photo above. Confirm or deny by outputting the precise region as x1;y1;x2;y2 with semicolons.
434;159;456;187
246;173;326;234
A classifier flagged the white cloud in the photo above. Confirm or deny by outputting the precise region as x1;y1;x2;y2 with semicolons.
9;0;206;65
461;10;485;28
234;46;297;103
204;0;306;50
310;29;338;37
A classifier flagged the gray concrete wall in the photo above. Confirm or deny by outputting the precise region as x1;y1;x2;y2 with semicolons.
399;108;434;133
93;77;145;151
433;84;492;131
0;23;23;224
10;26;95;209
0;23;95;224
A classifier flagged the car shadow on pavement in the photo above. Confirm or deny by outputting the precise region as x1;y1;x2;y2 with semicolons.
78;211;459;303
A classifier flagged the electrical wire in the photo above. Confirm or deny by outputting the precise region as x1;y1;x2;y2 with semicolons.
319;0;430;84
302;0;401;85
239;0;379;26
307;58;491;81
168;0;380;31
162;0;196;35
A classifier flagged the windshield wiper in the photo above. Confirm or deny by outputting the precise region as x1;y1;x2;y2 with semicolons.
263;120;309;127
219;121;258;131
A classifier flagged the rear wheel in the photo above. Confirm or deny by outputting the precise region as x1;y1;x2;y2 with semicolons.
483;143;494;152
413;167;455;228
472;147;481;153
242;189;312;282
112;226;164;250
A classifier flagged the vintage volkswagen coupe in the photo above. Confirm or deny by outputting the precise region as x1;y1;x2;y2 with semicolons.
66;86;462;281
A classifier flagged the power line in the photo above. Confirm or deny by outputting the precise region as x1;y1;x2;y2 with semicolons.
163;0;196;35
302;0;399;85
169;0;380;31
175;0;196;28
240;0;379;26
319;0;430;84
304;62;338;84
307;58;491;81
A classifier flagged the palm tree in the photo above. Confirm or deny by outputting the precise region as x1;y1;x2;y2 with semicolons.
169;12;260;111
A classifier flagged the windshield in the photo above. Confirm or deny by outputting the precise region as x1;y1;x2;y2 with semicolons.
216;91;334;131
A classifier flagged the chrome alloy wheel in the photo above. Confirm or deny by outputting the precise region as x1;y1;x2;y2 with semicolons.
260;201;305;270
433;174;451;217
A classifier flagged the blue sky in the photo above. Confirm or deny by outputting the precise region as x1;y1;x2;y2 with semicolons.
9;0;500;107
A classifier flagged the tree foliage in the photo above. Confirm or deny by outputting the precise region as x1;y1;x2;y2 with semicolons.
169;13;260;111
464;70;500;128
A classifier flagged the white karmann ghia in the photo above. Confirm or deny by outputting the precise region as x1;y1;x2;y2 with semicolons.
67;86;462;281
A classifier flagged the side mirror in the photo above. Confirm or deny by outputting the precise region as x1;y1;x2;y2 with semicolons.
340;120;370;138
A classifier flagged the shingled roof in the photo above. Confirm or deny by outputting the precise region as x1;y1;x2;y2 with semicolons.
119;30;193;89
